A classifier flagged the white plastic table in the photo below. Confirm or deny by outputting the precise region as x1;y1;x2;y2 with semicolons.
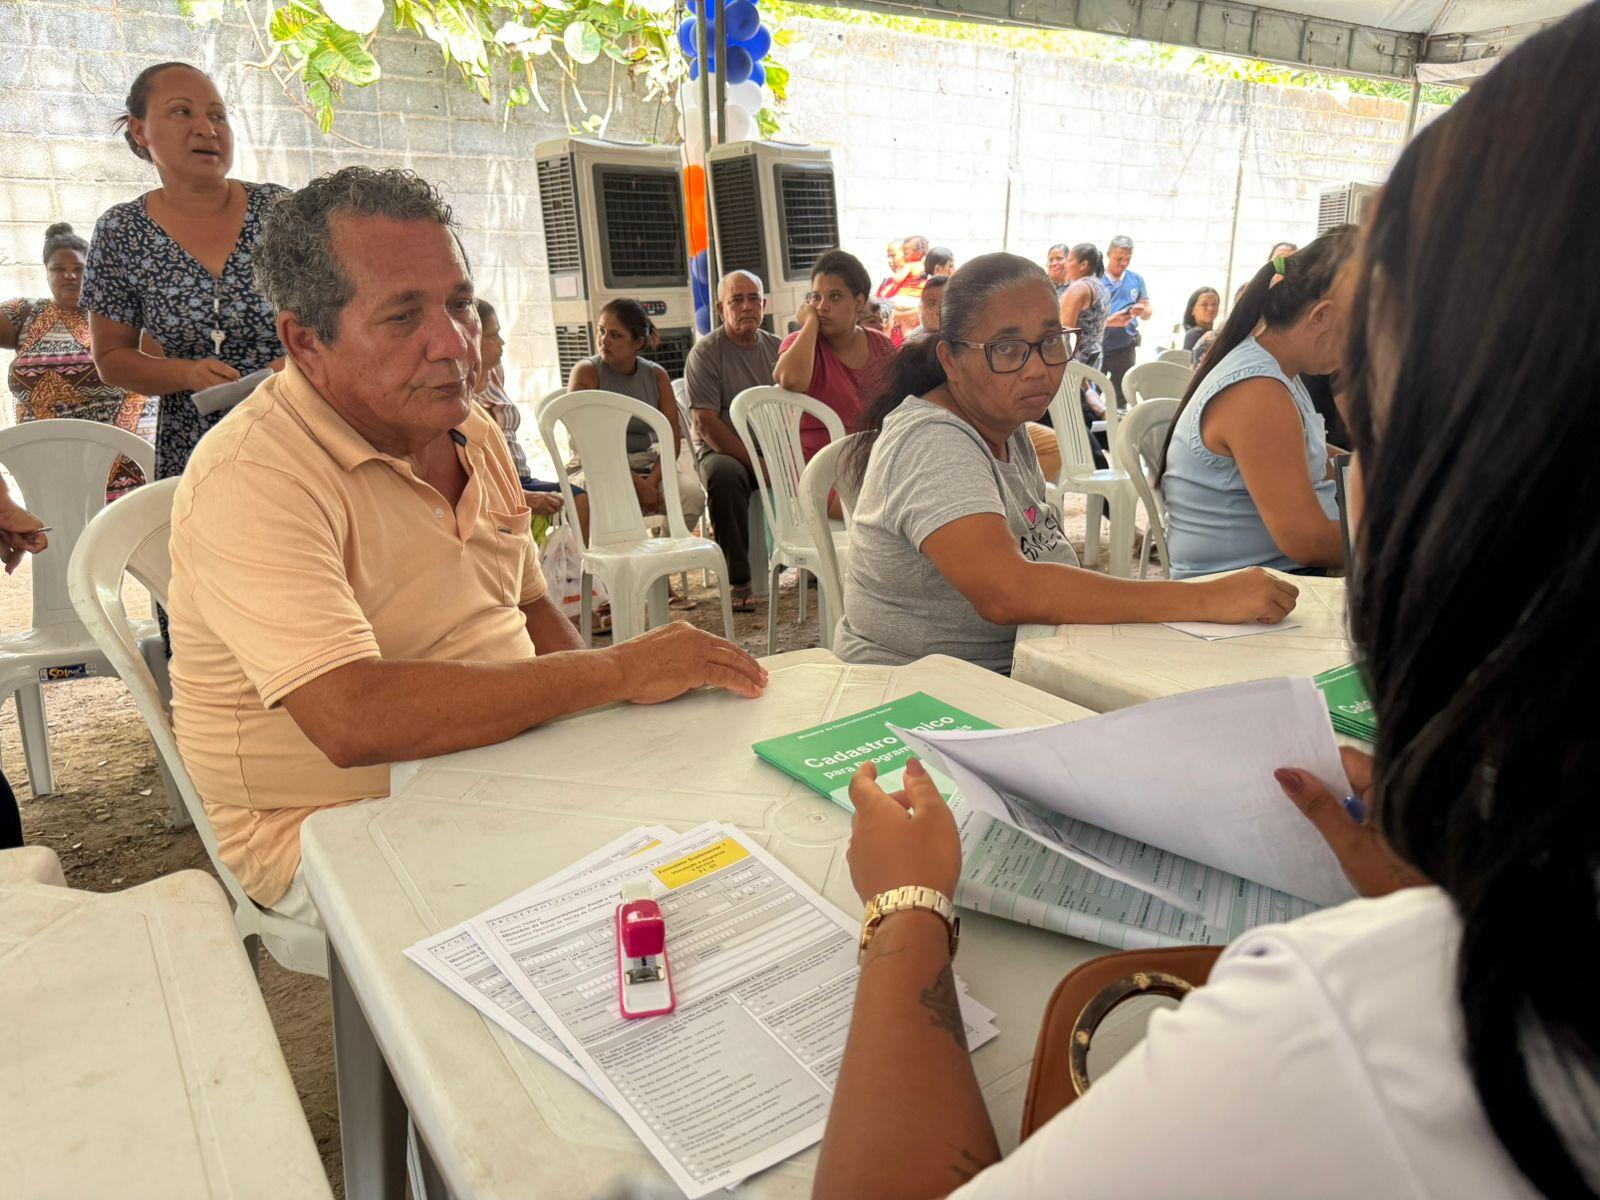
1012;574;1351;712
0;870;331;1199
301;649;1101;1200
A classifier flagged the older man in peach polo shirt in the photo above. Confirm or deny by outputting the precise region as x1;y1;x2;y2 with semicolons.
167;167;765;922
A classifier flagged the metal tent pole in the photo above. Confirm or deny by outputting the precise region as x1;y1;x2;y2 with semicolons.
1402;78;1423;143
695;5;717;279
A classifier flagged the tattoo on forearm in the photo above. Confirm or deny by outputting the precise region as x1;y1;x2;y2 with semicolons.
947;1144;988;1183
919;964;968;1049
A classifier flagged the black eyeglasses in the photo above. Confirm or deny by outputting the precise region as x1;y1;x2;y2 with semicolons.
950;329;1079;374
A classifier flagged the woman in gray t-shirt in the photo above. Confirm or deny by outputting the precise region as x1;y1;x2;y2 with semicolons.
835;253;1300;674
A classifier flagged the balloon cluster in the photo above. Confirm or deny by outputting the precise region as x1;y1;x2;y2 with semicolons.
677;0;771;85
677;0;774;332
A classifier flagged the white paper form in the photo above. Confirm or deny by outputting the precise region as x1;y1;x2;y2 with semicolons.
1162;619;1303;641
897;677;1356;908
953;800;1317;948
472;826;997;1199
404;824;687;1096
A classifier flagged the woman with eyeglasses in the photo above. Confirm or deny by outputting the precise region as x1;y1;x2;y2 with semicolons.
833;253;1297;673
774;248;896;461
814;11;1600;1195
1156;229;1354;580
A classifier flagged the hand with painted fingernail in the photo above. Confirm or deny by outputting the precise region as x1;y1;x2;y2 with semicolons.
1274;747;1427;898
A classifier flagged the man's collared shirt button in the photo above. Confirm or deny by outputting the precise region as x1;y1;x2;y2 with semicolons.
434;507;445;518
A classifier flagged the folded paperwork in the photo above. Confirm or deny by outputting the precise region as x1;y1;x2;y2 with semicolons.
1162;618;1304;641
407;823;997;1198
190;367;272;416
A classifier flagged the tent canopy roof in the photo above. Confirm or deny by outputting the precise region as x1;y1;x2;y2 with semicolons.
808;0;1582;81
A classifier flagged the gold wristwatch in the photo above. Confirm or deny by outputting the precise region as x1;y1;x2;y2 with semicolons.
858;885;960;964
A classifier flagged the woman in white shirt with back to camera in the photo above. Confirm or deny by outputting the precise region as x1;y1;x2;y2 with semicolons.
814;8;1600;1197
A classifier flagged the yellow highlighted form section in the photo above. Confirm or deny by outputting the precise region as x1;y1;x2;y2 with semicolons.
653;837;749;890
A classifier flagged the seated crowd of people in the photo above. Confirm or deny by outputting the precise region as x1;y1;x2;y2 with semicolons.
3;9;1598;1194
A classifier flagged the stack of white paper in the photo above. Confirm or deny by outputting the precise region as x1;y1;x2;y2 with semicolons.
406;823;997;1198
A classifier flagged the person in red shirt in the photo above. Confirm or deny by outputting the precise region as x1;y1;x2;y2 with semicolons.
774;248;895;463
875;239;909;301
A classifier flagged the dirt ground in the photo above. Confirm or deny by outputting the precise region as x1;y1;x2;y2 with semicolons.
0;489;1123;1195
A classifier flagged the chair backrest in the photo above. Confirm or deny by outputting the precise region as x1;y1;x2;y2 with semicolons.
1047;362;1121;481
1114;396;1181;527
65;480;239;897
1158;348;1196;366
797;434;862;647
1122;360;1193;408
671;377;693;441
729;386;847;557
0;420;155;629
537;389;692;548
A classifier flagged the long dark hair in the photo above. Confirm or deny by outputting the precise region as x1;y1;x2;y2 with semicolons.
843;252;1049;486
1155;225;1356;481
1182;286;1219;329
1345;8;1600;1196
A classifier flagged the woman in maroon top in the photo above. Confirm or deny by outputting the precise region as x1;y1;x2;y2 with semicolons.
775;249;896;461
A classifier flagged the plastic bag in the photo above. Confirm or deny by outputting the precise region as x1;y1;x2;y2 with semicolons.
539;522;608;619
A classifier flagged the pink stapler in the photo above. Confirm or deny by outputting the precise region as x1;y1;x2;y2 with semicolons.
616;880;676;1019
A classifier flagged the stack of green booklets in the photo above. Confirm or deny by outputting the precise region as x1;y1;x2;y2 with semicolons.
1314;663;1377;741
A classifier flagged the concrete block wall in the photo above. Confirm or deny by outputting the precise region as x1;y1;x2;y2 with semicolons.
783;18;1447;346
3;2;1447;428
0;0;661;422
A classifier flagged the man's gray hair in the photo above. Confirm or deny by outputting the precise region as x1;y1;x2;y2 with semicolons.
255;166;459;343
717;269;765;294
1108;234;1135;252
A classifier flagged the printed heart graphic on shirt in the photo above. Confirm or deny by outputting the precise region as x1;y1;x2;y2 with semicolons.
1024;506;1039;525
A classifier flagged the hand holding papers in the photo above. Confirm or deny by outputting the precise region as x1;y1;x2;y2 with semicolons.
896;676;1356;908
191;367;271;416
752;678;1356;951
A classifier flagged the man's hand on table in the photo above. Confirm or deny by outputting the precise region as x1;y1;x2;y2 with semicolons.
610;622;768;704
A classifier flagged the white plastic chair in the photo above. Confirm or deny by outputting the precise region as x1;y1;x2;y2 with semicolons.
796;433;863;651
1113;398;1181;579
1122;360;1194;409
729;387;850;655
0;420;156;797
538;389;735;645
67;478;328;977
1159;348;1196;365
1045;363;1139;577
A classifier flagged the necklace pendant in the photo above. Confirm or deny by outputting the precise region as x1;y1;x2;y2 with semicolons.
212;328;226;357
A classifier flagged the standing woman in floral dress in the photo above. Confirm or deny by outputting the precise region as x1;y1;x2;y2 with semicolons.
1;222;150;501
82;61;286;480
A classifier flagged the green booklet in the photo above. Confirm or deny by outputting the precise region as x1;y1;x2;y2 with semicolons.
751;692;996;810
1314;663;1377;741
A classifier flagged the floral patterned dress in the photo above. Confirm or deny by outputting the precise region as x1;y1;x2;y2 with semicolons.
2;297;150;501
80;181;288;478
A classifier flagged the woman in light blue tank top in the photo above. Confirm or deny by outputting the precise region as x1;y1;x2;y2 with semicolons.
1159;229;1357;580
